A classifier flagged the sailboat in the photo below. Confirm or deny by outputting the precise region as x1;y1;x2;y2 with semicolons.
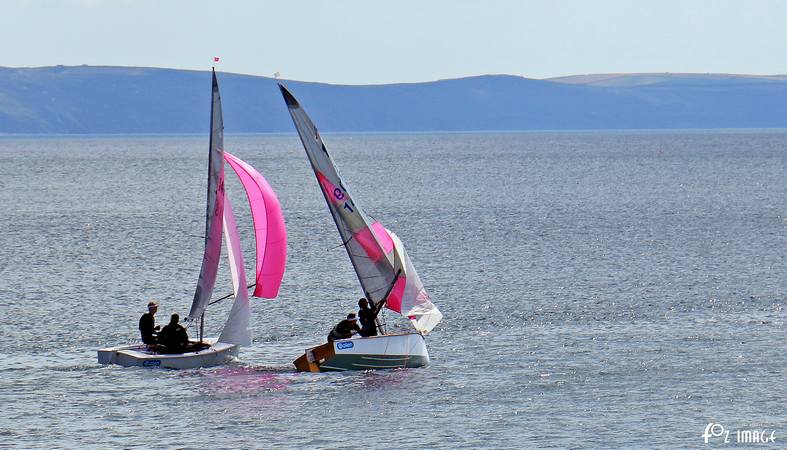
97;70;287;369
278;84;443;372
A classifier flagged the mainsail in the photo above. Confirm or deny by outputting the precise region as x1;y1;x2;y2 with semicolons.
188;69;225;322
224;152;287;298
278;84;442;333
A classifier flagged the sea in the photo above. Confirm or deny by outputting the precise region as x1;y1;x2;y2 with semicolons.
0;131;784;449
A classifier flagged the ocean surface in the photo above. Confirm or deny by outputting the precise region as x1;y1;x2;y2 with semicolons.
0;131;784;449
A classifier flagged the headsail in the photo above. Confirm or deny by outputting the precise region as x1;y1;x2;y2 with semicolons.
386;229;443;332
278;84;442;333
224;152;287;298
217;197;252;345
188;69;225;321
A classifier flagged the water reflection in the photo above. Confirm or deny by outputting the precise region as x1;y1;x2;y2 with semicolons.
195;365;294;396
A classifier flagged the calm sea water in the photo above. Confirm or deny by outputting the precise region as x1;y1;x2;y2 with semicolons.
0;132;784;449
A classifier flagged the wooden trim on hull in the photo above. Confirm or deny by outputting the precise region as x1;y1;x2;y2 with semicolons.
293;333;430;372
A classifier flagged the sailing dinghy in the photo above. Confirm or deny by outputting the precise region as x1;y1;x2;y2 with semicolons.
97;70;287;369
278;85;442;372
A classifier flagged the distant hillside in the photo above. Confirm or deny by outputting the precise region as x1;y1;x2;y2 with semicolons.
2;65;787;133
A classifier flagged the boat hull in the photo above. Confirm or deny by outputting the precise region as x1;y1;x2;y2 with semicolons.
97;338;238;369
294;332;429;372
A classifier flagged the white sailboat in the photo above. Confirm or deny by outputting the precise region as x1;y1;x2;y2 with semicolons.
97;70;287;369
278;84;442;372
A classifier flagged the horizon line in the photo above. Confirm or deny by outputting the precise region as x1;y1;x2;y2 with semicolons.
4;127;787;139
2;64;787;86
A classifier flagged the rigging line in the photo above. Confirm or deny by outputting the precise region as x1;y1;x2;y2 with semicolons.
327;235;353;252
348;253;374;261
374;269;402;335
208;283;257;306
367;286;389;295
367;286;395;301
335;243;381;261
357;269;386;276
357;276;389;284
357;272;395;283
327;230;371;254
346;249;373;258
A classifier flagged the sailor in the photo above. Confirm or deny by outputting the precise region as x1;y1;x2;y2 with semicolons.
358;297;385;337
138;301;160;346
327;313;362;342
158;313;190;354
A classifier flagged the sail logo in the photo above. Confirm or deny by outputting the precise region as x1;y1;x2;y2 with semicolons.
336;342;354;350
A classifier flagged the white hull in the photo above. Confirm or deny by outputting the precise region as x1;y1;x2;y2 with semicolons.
97;338;238;369
294;332;430;372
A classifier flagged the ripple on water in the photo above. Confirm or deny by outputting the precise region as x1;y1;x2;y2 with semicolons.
0;133;785;448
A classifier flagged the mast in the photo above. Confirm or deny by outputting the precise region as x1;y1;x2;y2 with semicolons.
187;68;225;323
278;84;443;333
278;84;395;303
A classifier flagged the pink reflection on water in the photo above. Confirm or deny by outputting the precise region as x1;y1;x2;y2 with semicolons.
350;367;412;390
195;366;294;395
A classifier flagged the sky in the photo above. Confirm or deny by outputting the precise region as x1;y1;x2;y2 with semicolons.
2;0;787;84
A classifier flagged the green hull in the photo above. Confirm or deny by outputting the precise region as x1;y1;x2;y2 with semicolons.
319;353;429;372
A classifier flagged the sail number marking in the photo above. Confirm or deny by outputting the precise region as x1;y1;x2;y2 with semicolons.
333;187;354;213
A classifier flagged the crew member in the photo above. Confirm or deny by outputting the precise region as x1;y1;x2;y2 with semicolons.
358;297;385;337
158;313;190;354
138;301;160;346
327;313;362;342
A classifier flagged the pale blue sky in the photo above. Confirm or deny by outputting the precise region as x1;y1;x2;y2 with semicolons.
2;0;787;84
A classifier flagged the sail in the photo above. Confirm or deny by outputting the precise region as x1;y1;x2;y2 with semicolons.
224;152;287;298
218;197;252;345
386;230;443;332
188;69;225;321
278;84;442;333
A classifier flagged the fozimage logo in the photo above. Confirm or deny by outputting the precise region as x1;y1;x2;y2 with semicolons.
702;423;776;445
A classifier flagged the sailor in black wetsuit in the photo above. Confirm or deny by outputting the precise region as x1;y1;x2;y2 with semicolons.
158;313;190;354
138;301;160;345
358;298;385;337
327;313;362;342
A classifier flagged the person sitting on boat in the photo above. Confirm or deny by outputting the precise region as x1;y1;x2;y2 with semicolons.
158;313;190;354
138;301;160;346
358;297;385;337
327;313;362;342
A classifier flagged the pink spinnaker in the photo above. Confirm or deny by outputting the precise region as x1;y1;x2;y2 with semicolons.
224;152;287;298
